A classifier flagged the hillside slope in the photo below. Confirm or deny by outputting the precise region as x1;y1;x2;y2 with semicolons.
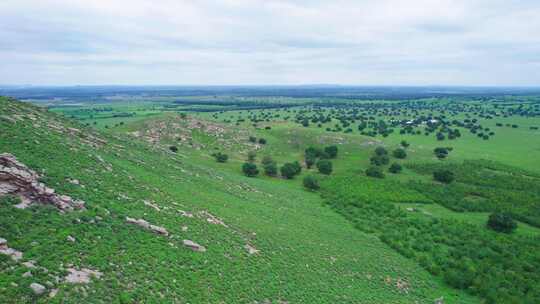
0;97;477;303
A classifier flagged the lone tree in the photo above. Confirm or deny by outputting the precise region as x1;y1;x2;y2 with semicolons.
389;163;402;174
212;152;228;163
487;212;517;233
242;163;259;177
324;145;338;158
392;148;407;159
366;166;385;178
433;169;454;184
316;159;333;175
303;175;320;191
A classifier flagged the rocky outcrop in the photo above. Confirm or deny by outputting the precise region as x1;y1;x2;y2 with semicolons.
65;268;103;284
125;217;169;236
0;153;85;211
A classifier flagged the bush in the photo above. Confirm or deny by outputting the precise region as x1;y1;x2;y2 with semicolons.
434;147;449;159
242;163;259;177
258;138;267;145
392;148;407;159
389;163;402;174
303;175;320;191
366;166;385;178
487;212;517;233
316;159;333;175
169;146;178;153
324;145;338;158
433;170;454;183
212;152;228;163
249;136;257;143
305;154;316;169
401;140;410;148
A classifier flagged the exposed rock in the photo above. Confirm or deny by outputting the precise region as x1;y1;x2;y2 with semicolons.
22;271;32;278
0;153;85;211
199;211;228;227
65;268;103;284
0;237;23;261
67;235;76;243
22;260;36;269
245;244;259;255
143;200;161;212
30;282;46;295
49;288;59;298
183;240;206;252
125;217;169;236
434;297;444;304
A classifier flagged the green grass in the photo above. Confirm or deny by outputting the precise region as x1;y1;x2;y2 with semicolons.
0;97;479;303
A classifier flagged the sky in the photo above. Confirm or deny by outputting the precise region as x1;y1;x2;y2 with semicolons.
1;0;539;86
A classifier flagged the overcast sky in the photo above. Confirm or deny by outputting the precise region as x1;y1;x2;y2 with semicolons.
1;0;539;86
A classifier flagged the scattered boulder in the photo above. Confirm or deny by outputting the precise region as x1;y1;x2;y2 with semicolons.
65;268;103;284
434;297;444;304
30;282;46;295
66;235;76;243
125;217;169;236
0;153;85;211
0;237;23;261
182;240;206;252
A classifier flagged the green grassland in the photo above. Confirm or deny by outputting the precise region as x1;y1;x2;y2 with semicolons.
2;94;540;303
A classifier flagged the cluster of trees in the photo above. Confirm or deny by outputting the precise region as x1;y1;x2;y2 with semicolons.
366;146;407;178
323;174;540;304
304;145;337;175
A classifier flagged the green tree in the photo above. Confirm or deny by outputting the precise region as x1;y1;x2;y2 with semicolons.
366;166;385;178
487;213;517;233
389;163;402;174
242;163;259;177
375;146;388;156
392;148;407;159
324;145;338;158
316;159;333;175
281;163;300;179
433;169;454;184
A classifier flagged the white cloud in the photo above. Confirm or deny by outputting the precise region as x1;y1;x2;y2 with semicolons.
0;0;539;85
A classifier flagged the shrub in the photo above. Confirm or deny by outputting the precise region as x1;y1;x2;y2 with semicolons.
169;146;178;153
401;140;410;148
389;163;402;174
212;152;228;163
263;162;278;176
242;163;259;177
433;170;454;183
316;159;333;175
305;154;316;169
258;138;267;145
303;175;320;191
247;151;257;162
366;166;385;178
324;145;338;158
487;212;517;233
249;136;257;143
434;147;449;159
392;148;407;159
